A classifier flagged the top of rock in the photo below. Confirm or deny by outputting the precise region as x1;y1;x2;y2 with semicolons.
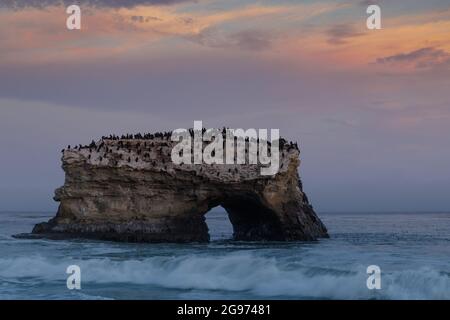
62;131;301;182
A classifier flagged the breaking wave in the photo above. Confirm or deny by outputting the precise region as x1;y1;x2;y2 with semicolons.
1;252;449;300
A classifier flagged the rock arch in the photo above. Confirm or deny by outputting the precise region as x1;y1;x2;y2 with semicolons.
30;135;329;242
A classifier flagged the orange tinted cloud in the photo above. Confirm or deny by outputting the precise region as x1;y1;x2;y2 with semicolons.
0;2;343;65
280;9;450;71
1;2;449;73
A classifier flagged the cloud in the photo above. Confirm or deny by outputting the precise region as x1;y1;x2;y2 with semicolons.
326;24;365;45
0;3;293;65
130;15;163;23
191;28;273;51
375;47;450;69
230;30;273;51
0;0;193;10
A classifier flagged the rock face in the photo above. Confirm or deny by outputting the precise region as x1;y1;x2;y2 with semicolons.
31;134;328;242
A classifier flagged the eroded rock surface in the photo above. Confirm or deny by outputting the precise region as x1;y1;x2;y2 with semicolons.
30;134;328;242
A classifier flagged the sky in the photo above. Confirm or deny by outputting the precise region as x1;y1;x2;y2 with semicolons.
0;0;449;212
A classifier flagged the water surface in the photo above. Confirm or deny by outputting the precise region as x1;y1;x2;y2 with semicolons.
0;210;449;299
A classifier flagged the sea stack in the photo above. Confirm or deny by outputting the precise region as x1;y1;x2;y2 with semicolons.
31;132;328;242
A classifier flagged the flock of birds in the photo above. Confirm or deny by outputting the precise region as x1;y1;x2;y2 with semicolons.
62;128;300;154
61;129;301;171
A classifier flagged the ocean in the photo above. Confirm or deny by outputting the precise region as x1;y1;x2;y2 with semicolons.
0;209;449;300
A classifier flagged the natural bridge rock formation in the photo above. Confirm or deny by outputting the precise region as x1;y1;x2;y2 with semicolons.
31;133;328;242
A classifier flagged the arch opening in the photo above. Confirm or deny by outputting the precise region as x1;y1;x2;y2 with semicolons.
221;195;285;241
204;206;233;241
202;195;285;242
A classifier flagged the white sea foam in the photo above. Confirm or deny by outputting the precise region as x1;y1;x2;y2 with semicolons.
0;252;448;299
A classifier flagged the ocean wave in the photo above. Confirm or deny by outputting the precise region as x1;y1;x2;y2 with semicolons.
0;253;449;299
